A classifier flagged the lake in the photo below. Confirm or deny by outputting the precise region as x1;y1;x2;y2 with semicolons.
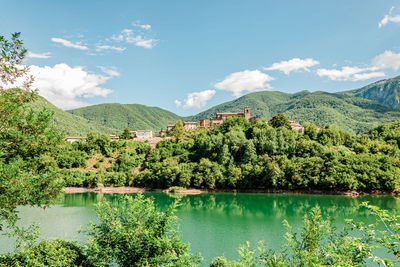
1;192;400;265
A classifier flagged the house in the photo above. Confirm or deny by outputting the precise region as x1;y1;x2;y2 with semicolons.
166;121;199;133
131;130;153;139
155;130;167;137
183;121;198;131
201;106;253;128
289;121;304;133
166;124;176;133
109;134;120;141
64;137;87;143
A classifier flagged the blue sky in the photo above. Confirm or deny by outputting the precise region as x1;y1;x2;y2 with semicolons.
2;0;400;115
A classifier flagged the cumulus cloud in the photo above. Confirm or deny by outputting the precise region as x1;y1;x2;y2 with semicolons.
316;50;400;81
27;64;113;109
316;66;385;81
214;70;274;97
27;52;51;59
51;37;88;50
132;22;152;30
111;29;157;49
182;90;216;109
96;45;126;52
379;6;400;27
174;99;182;107
264;58;319;75
98;66;120;77
372;50;400;71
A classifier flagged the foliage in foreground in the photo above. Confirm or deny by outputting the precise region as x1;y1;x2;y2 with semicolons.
0;239;90;267
0;33;63;235
211;202;400;267
84;194;201;266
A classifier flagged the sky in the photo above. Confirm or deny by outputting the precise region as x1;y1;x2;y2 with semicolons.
2;0;400;115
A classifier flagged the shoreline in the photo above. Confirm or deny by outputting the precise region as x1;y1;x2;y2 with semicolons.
62;187;400;196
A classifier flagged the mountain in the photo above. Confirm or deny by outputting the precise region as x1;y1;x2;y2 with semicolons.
186;90;400;134
67;103;182;132
344;75;400;110
29;96;119;136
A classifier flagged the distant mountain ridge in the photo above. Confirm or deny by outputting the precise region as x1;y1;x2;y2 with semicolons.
29;96;119;136
185;90;400;134
344;75;400;110
67;103;181;132
31;75;400;136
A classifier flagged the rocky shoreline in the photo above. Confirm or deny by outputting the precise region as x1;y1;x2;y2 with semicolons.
62;187;400;196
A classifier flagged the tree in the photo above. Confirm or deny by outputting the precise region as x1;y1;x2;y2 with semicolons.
120;127;133;140
171;120;185;138
0;33;63;238
269;113;290;129
84;194;201;266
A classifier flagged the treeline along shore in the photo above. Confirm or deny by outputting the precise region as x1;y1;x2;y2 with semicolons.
54;115;400;194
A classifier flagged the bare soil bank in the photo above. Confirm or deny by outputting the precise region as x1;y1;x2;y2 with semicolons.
62;187;400;196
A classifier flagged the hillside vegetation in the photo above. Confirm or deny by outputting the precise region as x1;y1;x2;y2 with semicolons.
187;90;400;134
28;96;119;136
344;75;400;110
67;103;181;132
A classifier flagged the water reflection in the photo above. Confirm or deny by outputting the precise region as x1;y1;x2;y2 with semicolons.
1;192;399;266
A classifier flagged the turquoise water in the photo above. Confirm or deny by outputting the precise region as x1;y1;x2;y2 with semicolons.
1;192;400;265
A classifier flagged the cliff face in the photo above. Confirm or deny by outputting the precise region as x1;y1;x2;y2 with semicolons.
345;76;400;110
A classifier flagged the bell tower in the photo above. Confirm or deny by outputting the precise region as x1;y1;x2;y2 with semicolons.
244;106;251;121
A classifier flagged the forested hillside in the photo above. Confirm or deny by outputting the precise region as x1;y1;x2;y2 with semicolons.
186;90;400;134
28;96;118;136
67;103;182;132
344;75;400;110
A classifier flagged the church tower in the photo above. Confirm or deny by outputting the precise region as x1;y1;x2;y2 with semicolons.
244;106;251;121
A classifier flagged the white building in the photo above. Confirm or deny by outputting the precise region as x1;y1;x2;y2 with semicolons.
131;130;153;139
64;137;87;143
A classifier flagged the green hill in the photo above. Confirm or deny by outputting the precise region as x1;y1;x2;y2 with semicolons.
344;75;400;110
186;90;400;134
29;96;119;136
67;103;182;132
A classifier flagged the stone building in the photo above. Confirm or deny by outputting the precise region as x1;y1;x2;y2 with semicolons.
131;130;153;139
289;121;304;133
200;106;252;128
183;121;198;131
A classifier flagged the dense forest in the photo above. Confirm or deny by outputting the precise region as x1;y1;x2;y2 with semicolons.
43;115;400;193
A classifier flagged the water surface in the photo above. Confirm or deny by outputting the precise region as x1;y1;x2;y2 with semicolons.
2;192;400;265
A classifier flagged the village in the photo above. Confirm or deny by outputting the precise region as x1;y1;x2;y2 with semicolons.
65;107;306;143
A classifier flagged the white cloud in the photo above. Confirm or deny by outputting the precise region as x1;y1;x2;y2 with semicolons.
51;37;88;50
379;6;400;27
183;90;216;109
98;66;120;77
174;99;182;107
28;63;113;109
372;50;400;71
96;45;126;52
132;22;152;30
264;58;320;75
27;52;51;59
111;29;157;49
214;70;274;97
139;24;151;30
316;50;400;81
316;66;385;81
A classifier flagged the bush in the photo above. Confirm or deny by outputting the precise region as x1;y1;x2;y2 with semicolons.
84;194;201;266
0;239;90;267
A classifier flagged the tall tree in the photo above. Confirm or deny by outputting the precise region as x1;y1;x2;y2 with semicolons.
270;113;290;129
0;33;63;236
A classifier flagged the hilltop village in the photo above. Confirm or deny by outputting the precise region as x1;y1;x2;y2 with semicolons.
65;107;305;143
